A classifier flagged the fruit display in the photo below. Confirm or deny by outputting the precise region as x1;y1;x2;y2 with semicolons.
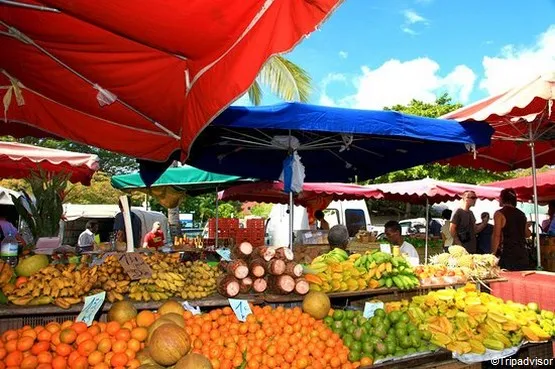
0;304;149;368
307;249;420;292
428;245;500;279
2;263;98;309
405;283;552;354
217;243;308;297
128;253;221;302
413;265;467;286
92;255;131;303
324;307;435;364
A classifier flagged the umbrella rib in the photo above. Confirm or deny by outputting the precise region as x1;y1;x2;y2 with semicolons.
350;144;384;158
219;136;277;148
514;147;555;166
0;0;59;12
1;84;175;137
0;23;180;140
220;128;273;146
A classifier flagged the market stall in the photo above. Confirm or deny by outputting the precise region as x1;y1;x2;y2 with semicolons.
365;178;502;261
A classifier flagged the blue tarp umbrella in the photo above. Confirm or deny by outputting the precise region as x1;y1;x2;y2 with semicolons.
187;102;494;246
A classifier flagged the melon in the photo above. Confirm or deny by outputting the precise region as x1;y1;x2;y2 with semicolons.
302;291;331;320
147;319;174;343
174;353;213;369
138;365;165;369
158;299;185;316
14;254;49;277
160;312;185;328
107;300;138;325
148;324;191;366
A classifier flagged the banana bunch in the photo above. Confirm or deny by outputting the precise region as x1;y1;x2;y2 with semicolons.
311;248;349;265
5;264;98;308
92;255;131;302
128;259;220;301
355;250;419;290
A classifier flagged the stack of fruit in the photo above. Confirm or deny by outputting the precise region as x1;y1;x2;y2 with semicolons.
217;243;309;297
306;249;420;292
127;253;221;302
406;283;552;354
413;265;467;286
92;255;131;303
324;307;434;364
428;246;500;279
2;263;98;309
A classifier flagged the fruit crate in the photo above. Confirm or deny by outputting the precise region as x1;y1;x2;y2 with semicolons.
247;218;265;229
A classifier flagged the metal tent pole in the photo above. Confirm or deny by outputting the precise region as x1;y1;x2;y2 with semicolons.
425;197;429;264
529;125;542;269
289;191;294;250
215;187;219;248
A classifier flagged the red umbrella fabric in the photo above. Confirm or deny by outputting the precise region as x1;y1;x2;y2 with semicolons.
219;181;382;224
0;141;99;185
364;178;502;204
0;0;342;162
442;72;555;171
485;171;555;203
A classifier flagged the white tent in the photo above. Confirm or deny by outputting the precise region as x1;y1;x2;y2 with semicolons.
0;186;21;205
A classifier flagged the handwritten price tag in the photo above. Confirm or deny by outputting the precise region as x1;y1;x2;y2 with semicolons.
379;244;392;254
76;291;106;326
363;301;385;319
118;253;152;280
228;298;252;322
216;248;232;261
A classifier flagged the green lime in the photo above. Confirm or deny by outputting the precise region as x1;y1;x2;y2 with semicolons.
346;325;357;335
395;327;407;338
358;317;368;326
389;310;401;323
385;342;396;355
374;342;387;356
406;323;417;332
407;347;417;354
399;336;412;349
395;349;406;357
369;336;381;346
348;350;361;362
362;341;374;354
345;310;356;320
374;308;386;318
382;317;391;330
333;321;344;331
361;334;373;343
409;330;421;340
363;322;373;333
353;327;366;341
342;334;354;348
333;310;345;321
399;313;410;324
370;316;383;328
351;341;362;352
394;321;407;330
323;316;334;326
421;330;432;340
373;326;387;339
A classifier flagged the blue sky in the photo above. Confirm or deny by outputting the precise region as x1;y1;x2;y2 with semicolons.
237;0;555;109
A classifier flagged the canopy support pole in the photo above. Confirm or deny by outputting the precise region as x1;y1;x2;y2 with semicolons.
215;187;219;249
425;197;429;265
289;191;294;250
529;125;542;269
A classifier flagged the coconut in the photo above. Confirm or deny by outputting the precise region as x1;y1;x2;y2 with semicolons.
174;353;213;369
107;300;137;325
148;324;191;366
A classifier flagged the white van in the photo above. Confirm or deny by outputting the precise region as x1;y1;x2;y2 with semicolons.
60;204;171;247
266;199;372;247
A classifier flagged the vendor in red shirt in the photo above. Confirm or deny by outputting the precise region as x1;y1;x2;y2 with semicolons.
142;222;165;249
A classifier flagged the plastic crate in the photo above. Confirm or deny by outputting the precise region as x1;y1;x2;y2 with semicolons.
247;219;265;229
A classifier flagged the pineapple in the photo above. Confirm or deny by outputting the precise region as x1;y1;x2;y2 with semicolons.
429;253;451;266
457;255;474;268
448;245;468;257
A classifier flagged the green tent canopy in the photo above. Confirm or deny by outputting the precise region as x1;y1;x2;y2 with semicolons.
111;166;254;208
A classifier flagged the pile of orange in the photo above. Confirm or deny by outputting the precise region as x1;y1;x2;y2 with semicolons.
0;314;151;369
184;305;358;369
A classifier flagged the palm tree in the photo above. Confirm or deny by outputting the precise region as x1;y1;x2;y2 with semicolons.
247;55;312;105
168;56;312;237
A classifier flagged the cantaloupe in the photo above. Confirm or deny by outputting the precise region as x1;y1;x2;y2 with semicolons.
157;299;185;316
148;324;191;366
107;300;137;325
302;291;331;320
174;353;213;369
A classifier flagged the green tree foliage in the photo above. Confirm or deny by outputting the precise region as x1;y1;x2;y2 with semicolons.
249;203;273;218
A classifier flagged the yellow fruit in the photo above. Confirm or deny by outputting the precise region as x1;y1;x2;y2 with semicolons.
302;291;331;320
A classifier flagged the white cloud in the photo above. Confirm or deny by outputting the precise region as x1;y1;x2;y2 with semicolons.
338;51;348;59
403;9;427;25
318;73;347;107
401;27;418;36
320;59;476;109
479;25;555;95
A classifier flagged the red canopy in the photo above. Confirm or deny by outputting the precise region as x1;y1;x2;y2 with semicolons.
219;181;382;223
442;72;555;171
0;0;341;162
365;178;502;204
0;141;99;185
486;171;555;203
